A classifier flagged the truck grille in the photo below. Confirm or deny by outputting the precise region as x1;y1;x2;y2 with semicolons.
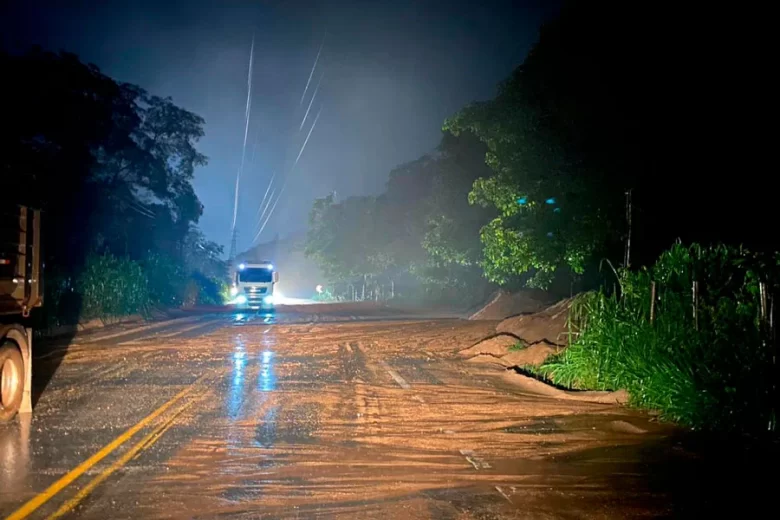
246;286;268;306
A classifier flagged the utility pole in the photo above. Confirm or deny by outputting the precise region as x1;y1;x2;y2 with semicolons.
624;189;633;268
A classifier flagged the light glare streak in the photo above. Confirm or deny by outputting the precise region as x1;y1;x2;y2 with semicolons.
254;171;276;221
293;107;322;170
254;187;276;236
299;36;324;106
230;35;255;233
253;188;285;244
299;71;324;131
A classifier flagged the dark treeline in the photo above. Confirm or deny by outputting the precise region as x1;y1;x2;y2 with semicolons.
2;48;225;325
305;132;496;304
302;1;778;433
306;0;773;296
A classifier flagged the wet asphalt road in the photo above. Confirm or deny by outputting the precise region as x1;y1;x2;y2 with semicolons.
0;308;774;519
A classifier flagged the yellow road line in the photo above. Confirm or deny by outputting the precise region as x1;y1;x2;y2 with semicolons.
5;373;209;520
45;397;200;520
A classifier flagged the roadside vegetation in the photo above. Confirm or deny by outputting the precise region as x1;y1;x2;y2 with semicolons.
304;132;496;308
304;2;777;433
2;49;226;329
46;250;227;325
534;244;776;434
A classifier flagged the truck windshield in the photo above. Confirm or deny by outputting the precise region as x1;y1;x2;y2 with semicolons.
238;267;273;283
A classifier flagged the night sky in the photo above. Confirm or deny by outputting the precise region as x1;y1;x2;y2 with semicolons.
1;0;560;255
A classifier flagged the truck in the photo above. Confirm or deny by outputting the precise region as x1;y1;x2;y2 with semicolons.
1;206;41;422
230;261;279;311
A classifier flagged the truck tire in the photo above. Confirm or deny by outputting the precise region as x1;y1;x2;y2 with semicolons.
0;342;25;422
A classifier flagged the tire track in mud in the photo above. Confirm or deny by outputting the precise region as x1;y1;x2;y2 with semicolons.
205;338;356;505
391;358;443;386
42;316;230;396
36;349;169;409
38;317;680;520
337;342;372;384
123;317;230;343
334;342;377;446
160;338;394;511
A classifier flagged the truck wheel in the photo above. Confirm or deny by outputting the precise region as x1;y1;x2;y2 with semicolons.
0;342;25;422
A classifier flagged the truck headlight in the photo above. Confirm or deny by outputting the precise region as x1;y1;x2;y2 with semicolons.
235;294;247;304
263;295;274;305
230;286;238;296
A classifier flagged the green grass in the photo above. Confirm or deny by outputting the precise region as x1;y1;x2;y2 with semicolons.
42;253;228;327
77;254;151;320
508;342;526;352
534;243;777;434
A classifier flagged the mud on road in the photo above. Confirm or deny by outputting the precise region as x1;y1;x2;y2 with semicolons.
0;310;774;519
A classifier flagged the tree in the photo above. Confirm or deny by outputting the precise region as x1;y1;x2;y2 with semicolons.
417;133;493;288
1;48;208;272
443;1;653;287
2;48;211;320
305;194;385;282
444;0;773;288
182;227;227;281
444;62;619;287
305;133;496;301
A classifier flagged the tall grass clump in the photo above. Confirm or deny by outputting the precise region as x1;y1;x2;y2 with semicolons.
76;253;150;320
537;243;777;433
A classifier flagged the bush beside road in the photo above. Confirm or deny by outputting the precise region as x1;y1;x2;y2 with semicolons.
510;244;778;435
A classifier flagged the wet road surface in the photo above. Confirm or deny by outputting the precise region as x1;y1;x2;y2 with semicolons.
0;309;774;518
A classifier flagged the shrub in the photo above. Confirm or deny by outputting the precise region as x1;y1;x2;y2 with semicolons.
187;272;226;306
76;254;150;320
141;252;188;307
537;243;777;434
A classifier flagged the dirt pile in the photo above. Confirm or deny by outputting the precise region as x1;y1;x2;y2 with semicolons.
460;298;575;368
468;289;552;321
496;297;573;346
501;370;630;404
459;334;562;369
462;296;633;406
458;334;519;358
499;342;560;366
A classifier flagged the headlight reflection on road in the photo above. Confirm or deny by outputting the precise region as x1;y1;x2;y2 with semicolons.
233;350;246;383
228;336;246;420
259;350;276;392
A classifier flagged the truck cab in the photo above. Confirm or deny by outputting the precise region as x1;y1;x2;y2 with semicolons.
230;262;278;311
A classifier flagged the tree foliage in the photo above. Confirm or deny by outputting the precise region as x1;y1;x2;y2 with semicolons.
182;227;228;281
2;48;207;267
305;134;493;298
311;1;766;297
305;194;387;282
443;0;771;288
443;12;622;287
2;48;221;321
537;243;778;433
